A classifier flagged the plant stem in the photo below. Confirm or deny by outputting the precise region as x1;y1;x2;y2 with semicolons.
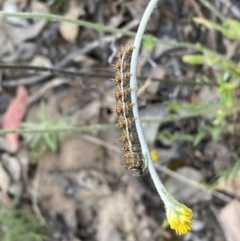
129;0;170;201
0;12;135;36
0;105;215;135
1;124;113;135
0;12;235;66
197;0;227;22
0;64;218;87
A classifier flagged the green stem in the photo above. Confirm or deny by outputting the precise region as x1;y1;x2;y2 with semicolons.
197;0;227;22
1;124;113;135
0;107;214;135
0;12;234;66
0;12;135;36
129;0;167;198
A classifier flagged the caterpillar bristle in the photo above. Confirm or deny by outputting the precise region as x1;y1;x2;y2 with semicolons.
113;43;144;178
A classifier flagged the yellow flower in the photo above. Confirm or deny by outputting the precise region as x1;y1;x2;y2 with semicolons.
166;204;193;235
150;149;160;162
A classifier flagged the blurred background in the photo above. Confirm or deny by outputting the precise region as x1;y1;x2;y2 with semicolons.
0;0;240;240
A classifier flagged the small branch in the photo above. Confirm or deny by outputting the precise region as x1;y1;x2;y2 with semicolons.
155;165;231;203
81;134;120;153
0;64;104;78
143;107;215;124
0;64;218;87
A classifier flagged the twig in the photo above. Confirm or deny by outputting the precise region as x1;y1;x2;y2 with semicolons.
28;78;73;104
0;64;218;87
155;165;231;203
137;78;152;97
0;20;139;87
81;134;119;153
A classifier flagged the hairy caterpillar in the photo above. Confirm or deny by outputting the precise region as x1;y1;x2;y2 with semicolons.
113;44;145;177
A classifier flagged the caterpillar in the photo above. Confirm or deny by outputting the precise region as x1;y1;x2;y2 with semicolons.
113;44;145;177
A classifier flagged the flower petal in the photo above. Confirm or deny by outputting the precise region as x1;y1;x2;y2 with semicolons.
166;204;193;235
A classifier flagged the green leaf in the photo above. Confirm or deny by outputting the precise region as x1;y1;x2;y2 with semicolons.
96;22;104;32
182;54;204;65
0;204;46;241
195;17;240;40
43;133;56;151
221;169;232;183
167;101;210;112
143;34;155;52
158;131;194;142
223;19;240;40
193;132;205;146
205;181;219;190
29;134;42;149
38;101;47;121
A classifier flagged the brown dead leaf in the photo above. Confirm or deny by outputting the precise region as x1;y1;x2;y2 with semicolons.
57;134;105;172
125;0;147;18
0;162;10;193
5;1;48;46
3;1;28;26
140;104;168;145
59;4;84;43
150;65;166;79
2;154;21;182
0;18;15;56
30;55;53;73
2;86;28;153
97;185;137;241
33;172;76;237
30;0;49;13
71;100;102;125
215;173;240;199
67;170;111;201
0;191;11;209
219;200;240;241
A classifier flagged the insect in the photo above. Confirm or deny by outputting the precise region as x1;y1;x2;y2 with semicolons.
113;44;144;177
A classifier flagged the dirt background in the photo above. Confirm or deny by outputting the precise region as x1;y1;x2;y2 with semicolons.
0;0;240;241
